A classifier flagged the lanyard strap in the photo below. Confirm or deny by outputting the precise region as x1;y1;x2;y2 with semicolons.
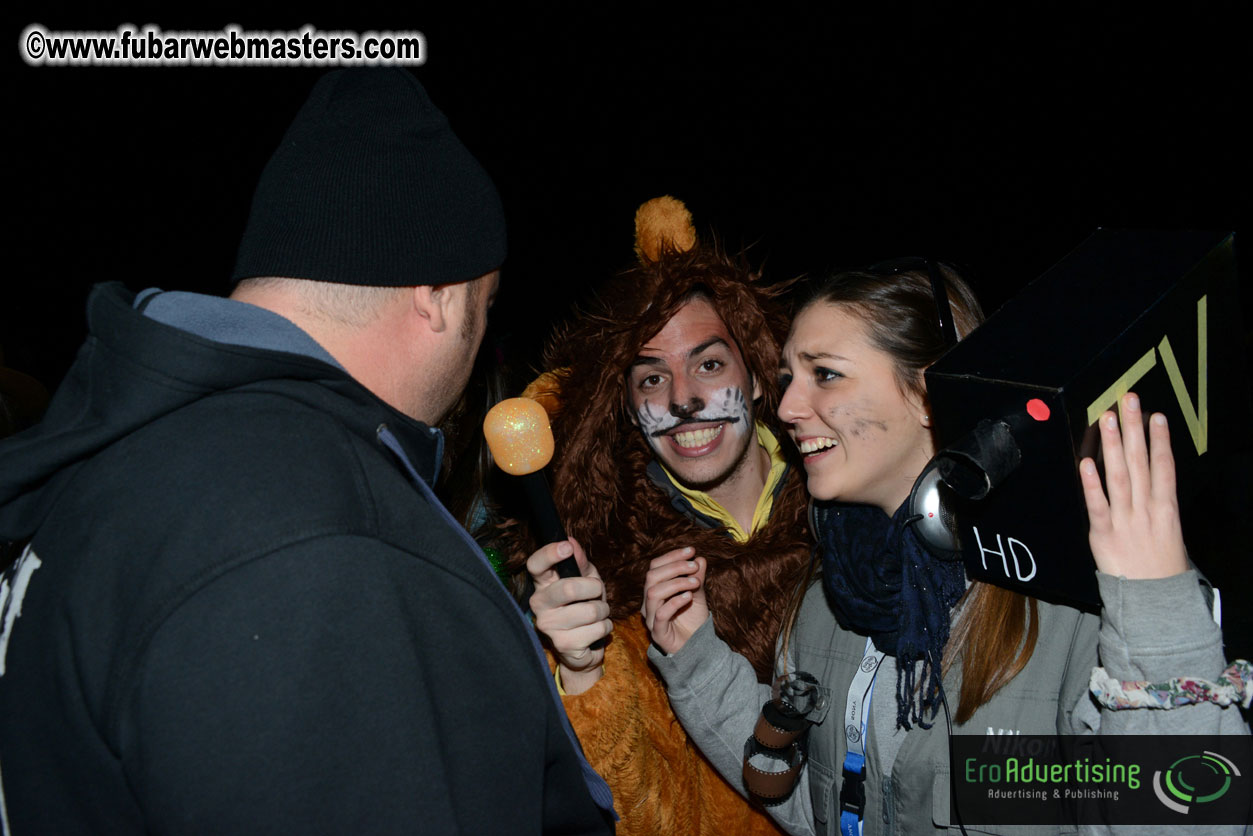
840;637;884;836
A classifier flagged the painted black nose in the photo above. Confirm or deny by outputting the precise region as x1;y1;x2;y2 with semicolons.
669;398;705;418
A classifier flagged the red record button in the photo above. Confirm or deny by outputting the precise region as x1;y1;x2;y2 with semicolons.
1026;398;1050;422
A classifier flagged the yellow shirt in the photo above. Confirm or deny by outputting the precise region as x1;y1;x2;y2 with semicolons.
658;421;787;543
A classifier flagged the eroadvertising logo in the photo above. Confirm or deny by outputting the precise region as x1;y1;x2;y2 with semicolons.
951;735;1251;827
1153;750;1241;814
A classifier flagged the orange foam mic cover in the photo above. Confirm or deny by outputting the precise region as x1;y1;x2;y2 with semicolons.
483;397;555;476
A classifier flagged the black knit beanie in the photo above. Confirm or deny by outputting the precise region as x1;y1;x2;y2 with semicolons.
232;68;506;287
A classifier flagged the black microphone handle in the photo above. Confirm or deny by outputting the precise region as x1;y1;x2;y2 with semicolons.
516;469;607;650
517;470;579;577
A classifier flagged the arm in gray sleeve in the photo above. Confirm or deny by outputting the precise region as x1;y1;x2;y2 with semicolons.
1069;570;1249;836
1090;569;1247;736
649;616;819;836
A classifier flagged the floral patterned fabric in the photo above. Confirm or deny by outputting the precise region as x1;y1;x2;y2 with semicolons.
1090;659;1253;709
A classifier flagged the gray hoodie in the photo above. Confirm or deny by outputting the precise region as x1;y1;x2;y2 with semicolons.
651;569;1248;836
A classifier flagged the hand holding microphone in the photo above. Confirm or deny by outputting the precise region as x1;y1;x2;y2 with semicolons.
483;398;577;574
526;538;613;694
484;398;610;670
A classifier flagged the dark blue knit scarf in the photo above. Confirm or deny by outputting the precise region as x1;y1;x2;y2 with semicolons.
817;501;966;730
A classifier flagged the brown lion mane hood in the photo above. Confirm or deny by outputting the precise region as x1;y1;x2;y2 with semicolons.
505;242;813;680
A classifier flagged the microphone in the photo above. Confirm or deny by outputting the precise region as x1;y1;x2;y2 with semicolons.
483;397;579;579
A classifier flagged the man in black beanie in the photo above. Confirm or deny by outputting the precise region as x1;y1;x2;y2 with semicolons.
0;69;615;834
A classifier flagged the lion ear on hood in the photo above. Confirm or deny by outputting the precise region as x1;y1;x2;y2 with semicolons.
633;196;697;263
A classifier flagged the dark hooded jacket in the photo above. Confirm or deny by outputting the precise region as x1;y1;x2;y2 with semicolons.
0;283;612;834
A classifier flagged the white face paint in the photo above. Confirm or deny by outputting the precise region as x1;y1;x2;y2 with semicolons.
635;386;750;443
626;299;762;490
636;400;680;436
704;386;751;436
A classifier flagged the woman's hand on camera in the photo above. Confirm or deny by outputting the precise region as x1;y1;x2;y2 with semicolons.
1080;392;1188;579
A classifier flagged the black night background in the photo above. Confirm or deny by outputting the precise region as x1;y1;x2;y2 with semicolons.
5;5;1251;655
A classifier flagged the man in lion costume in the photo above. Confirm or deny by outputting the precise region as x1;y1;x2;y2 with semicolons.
506;197;811;835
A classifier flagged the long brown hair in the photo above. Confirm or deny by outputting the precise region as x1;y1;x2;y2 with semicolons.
501;243;814;679
778;265;1039;723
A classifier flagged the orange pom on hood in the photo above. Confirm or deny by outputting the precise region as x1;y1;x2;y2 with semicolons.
633;196;697;262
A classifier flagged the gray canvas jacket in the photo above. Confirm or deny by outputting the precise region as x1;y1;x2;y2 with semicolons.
651;567;1248;836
